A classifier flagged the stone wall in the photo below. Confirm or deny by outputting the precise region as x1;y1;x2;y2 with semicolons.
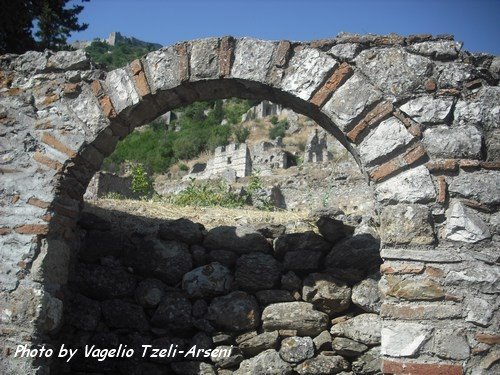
0;34;499;374
57;206;382;374
83;171;133;200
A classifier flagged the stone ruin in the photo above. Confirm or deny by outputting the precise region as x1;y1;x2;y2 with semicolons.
304;129;334;164
1;34;499;374
242;100;283;122
83;171;133;200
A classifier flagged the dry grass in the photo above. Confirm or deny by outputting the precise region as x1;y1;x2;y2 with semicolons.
87;198;313;230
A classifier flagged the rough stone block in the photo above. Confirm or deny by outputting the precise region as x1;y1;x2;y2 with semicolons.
400;96;454;124
423;125;483;159
384;275;445;301
448;170;500;206
359;117;414;166
454;86;500;131
375;165;437;204
190;38;220;80
382;360;463;375
281;47;338;101
327;43;361;60
431;329;470;360
231;38;276;83
381;322;431;357
380;204;435;245
407;40;462;60
143;46;181;93
330;313;381;345
444;201;491;243
322;72;382;131
104;68;140;114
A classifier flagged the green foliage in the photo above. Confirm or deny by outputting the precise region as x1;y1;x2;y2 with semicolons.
0;0;89;53
269;115;279;125
178;163;189;172
85;40;157;71
245;170;275;211
170;180;245;208
223;99;251;124
131;164;154;198
288;153;303;166
233;125;251;143
269;119;288;140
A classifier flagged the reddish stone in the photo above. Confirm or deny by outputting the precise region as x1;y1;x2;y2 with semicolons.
275;40;292;68
63;83;80;97
219;36;234;78
0;227;12;235
436;176;447;204
27;197;50;209
33;152;63;171
98;96;117;118
426;159;458;173
425;266;444;278
403;144;427;165
91;80;104;97
15;224;50;235
129;59;151;97
465;79;482;90
310;63;353;107
11;195;20;204
382;359;463;375
370;159;400;182
41;133;77;158
175;42;190;82
475;333;500;345
346;101;393;143
425;79;437;92
380;263;424;275
459;159;481;168
480;161;500;170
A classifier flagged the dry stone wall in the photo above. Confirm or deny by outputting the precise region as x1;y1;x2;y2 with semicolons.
0;33;499;374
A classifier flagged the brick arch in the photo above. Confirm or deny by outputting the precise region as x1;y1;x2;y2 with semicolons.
1;35;498;374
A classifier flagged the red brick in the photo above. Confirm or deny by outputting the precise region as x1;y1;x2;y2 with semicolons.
403;144;427;165
27;197;50;209
11;195;20;204
63;83;80;97
33;152;63;171
460;198;490;212
15;224;50;235
459;159;481;169
380;263;424;275
98;96;117;118
370;159;401;182
175;42;190;82
382;359;463;375
347;101;393;142
425;266;444;278
425;78;437;92
480;161;500;170
41;133;77;158
436;88;461;97
274;40;292;68
219;36;234;78
0;227;12;235
426;159;458;173
129;59;143;75
129;59;151;97
91;80;104;97
436;176;447;204
475;333;500;345
310;63;353;107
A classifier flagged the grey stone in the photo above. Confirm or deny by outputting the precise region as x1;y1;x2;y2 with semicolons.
235;253;282;291
380;248;462;263
208;291;260;331
151;293;192;331
104;68;140;113
73;264;136;300
381;322;431;357
190;38;220;80
325;234;381;272
351;346;381;374
359;117;414;165
465;295;497;326
159;218;205;245
355;47;431;97
454;86;500;131
352;275;381;313
486;128;500;161
313;331;332;352
330;314;381;345
302;273;351;315
375;165;437;204
328;43;361;60
431;329;470;360
436;62;473;88
444;201;491;243
490;56;500;80
134;278;166;308
275;231;331;257
407;40;462;60
143;46;180;92
124;238;192;285
445;265;500;294
239;331;279;357
380;204;435;246
203;225;271;254
281;47;338;100
322;72;382;131
47;49;90;70
171;361;216;375
332;337;369;357
279;336;314;363
255;290;294;306
211;345;243;368
423;125;483;159
235;349;293;375
295;354;350;375
400;96;454;124
262;302;329;336
449;171;500;206
232;38;276;83
182;262;233;298
101;299;149;331
39;293;63;333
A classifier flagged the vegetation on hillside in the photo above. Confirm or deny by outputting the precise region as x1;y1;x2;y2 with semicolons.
85;40;158;70
103;99;252;174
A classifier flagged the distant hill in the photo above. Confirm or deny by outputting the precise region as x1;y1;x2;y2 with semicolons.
77;32;162;71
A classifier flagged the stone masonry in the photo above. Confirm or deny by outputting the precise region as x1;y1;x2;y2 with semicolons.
0;33;499;374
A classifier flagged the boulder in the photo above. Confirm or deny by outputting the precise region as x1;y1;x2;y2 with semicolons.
171;362;216;375
325;234;381;273
204;225;271;254
208;249;238;268
295;354;350;375
444;201;491;243
330;314;381;345
279;336;315;363
158;218;205;245
313;331;332;352
182;262;233;298
239;331;279;357
400;96;454;123
448;171;500;206
255;290;294;306
284;250;324;271
302;273;351;315
67;294;101;331
352;275;381;313
151;293;192;331
281;271;302;292
274;231;331;258
423;125;483;159
262;302;329;336
134;278;166;308
352;346;381;374
235;349;293;375
124;238;192;285
73;264;136;300
332;337;369;357
208;291;260;331
101;299;149;332
235;253;282;291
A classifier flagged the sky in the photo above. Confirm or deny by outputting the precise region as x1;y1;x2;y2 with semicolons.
68;0;500;55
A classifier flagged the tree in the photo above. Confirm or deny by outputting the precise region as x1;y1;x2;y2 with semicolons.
0;0;89;54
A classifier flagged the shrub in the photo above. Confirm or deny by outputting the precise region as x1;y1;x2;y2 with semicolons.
179;163;189;172
234;126;251;143
269;115;279;125
170;181;245;208
131;164;154;199
269;120;287;140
